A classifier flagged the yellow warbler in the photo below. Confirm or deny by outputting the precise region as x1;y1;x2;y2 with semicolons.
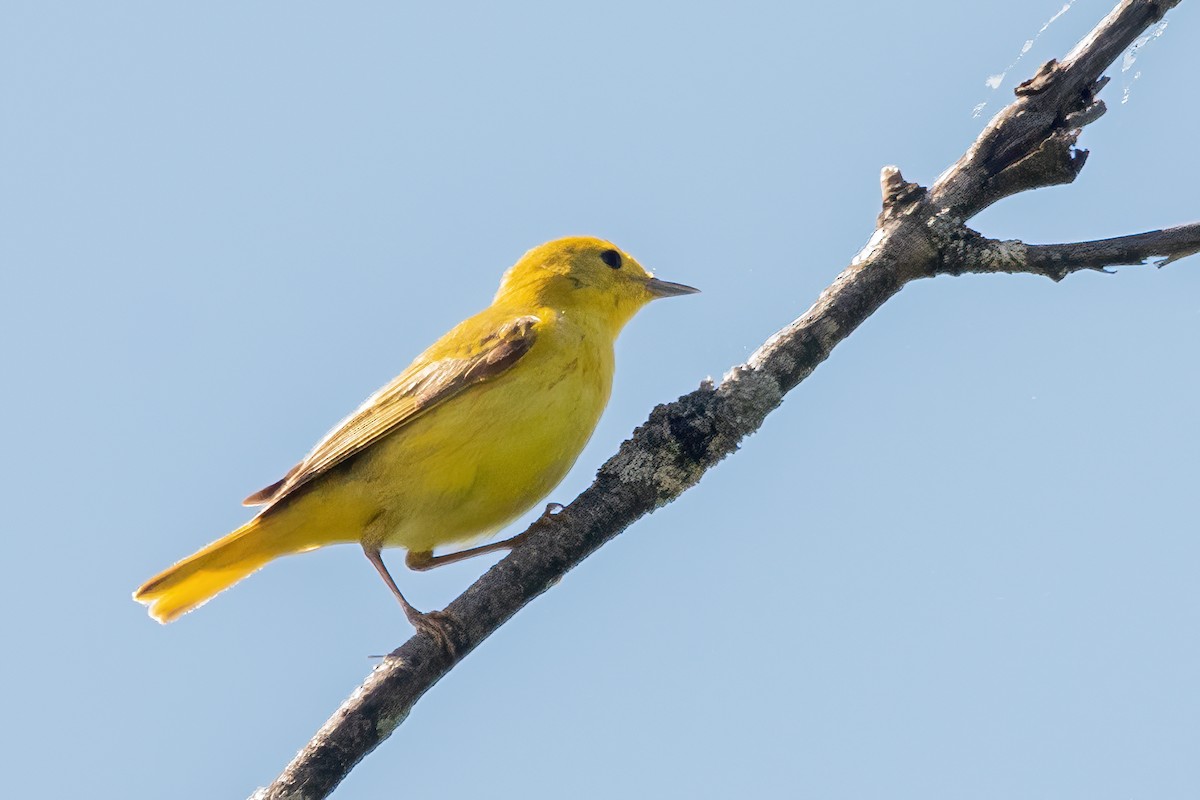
133;236;697;642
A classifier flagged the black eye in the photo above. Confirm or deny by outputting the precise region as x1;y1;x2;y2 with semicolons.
600;249;622;269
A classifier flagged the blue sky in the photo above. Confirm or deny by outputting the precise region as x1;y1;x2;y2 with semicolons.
3;1;1198;797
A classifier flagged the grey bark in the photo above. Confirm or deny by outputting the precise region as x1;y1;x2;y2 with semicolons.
254;1;1194;797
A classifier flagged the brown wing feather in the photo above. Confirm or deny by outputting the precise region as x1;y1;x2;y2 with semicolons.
242;315;540;508
241;463;301;505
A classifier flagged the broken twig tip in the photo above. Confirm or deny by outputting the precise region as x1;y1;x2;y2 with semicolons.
880;166;904;194
879;166;925;211
1015;59;1058;96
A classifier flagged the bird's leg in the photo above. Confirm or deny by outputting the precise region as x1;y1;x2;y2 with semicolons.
405;537;524;571
404;503;564;572
362;545;456;655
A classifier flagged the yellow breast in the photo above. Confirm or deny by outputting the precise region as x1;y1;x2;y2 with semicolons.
354;309;614;552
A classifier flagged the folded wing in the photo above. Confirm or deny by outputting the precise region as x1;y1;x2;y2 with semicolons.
243;314;541;508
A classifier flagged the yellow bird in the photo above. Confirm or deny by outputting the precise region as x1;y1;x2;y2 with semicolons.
133;236;697;642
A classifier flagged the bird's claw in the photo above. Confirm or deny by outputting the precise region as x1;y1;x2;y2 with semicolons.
407;608;459;656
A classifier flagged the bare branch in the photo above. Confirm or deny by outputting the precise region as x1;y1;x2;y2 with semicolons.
254;2;1193;798
930;1;1180;218
937;223;1200;282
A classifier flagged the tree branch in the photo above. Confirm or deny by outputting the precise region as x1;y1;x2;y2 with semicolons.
929;0;1180;217
254;2;1194;797
938;223;1200;281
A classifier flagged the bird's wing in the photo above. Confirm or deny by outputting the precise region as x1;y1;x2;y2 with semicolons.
243;314;541;508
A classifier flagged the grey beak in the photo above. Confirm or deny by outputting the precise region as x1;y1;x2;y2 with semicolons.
645;277;701;298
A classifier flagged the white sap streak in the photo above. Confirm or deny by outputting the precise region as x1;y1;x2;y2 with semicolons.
1120;21;1169;105
1039;2;1072;34
1122;71;1141;105
1124;36;1151;72
972;1;1076;118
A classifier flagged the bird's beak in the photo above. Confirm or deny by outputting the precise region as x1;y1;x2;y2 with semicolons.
645;277;701;298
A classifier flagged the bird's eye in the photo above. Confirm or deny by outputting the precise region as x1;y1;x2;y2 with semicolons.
600;249;622;269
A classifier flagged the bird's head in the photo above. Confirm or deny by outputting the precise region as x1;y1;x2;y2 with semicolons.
494;236;698;333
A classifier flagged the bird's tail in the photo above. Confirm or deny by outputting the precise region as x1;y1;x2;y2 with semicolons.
133;513;317;623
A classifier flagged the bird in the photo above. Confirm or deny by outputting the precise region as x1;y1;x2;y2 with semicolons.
133;236;698;645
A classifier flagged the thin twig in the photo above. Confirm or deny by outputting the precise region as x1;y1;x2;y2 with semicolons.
1026;224;1200;273
936;223;1200;281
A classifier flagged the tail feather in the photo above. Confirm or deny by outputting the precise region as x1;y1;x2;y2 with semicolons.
133;515;313;623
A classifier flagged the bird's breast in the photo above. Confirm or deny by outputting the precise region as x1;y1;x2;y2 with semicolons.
362;321;614;551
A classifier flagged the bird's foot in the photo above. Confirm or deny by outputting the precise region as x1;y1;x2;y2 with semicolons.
406;608;459;657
